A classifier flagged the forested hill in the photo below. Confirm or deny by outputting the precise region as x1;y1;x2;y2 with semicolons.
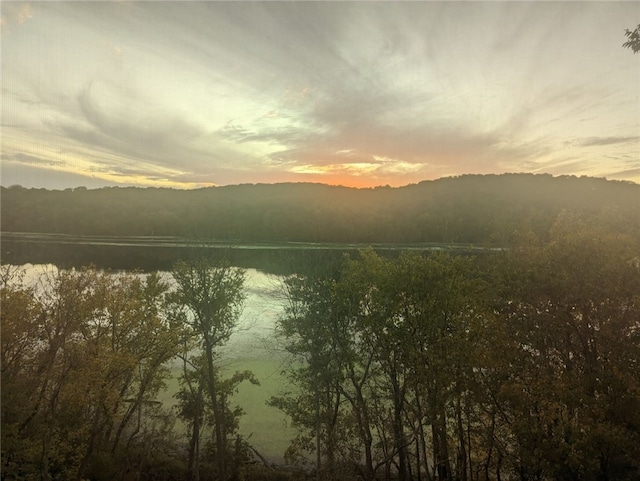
2;173;639;244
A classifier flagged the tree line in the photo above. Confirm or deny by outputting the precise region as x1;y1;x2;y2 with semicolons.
2;174;639;245
272;214;640;481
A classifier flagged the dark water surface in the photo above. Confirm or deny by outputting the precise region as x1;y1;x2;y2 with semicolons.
1;231;493;274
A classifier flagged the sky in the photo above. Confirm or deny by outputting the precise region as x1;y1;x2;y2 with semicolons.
1;1;639;190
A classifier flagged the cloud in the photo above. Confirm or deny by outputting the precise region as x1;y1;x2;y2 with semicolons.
102;40;123;58
5;152;64;167
607;167;640;179
2;1;638;188
1;3;33;28
290;154;425;179
572;136;640;147
1;3;34;38
219;119;314;148
16;3;33;24
71;80;215;166
1;163;120;190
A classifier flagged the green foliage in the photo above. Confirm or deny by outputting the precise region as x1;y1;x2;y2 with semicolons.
1;266;183;481
171;257;246;347
624;24;640;53
272;248;487;480
272;218;640;481
483;217;640;480
169;256;257;481
1;260;261;481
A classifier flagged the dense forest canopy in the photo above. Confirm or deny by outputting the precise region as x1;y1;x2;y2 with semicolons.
2;174;639;245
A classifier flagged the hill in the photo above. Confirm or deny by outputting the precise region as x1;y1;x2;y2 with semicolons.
2;174;639;245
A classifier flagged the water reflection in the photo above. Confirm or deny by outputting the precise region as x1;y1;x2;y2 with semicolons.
10;263;286;363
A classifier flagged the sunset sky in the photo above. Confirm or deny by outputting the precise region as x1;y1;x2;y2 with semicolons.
2;1;639;189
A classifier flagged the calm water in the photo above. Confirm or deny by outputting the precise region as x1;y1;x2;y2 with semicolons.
1;231;490;274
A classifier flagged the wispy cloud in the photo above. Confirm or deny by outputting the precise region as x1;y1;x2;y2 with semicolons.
1;1;639;188
1;2;34;33
5;152;63;167
572;136;640;147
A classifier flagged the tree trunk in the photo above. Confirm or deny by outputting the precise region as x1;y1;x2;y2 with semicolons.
391;369;407;481
433;409;451;481
205;341;226;481
316;390;321;481
416;436;422;481
344;375;375;481
484;408;496;481
41;434;52;481
76;410;104;481
456;396;467;481
187;384;203;481
414;395;433;481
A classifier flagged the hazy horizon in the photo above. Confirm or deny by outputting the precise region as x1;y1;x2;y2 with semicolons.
3;171;640;193
2;1;639;190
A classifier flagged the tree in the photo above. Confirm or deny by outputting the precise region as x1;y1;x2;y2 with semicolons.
270;267;349;479
623;24;640;53
170;257;247;481
175;353;258;481
334;249;413;481
273;249;487;481
484;214;640;480
389;252;484;481
1;266;182;481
